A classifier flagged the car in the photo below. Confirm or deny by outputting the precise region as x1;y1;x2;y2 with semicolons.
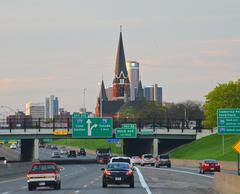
131;156;142;165
51;145;58;150
60;149;68;155
78;148;86;156
110;157;133;169
155;154;171;168
10;144;17;149
68;150;77;158
0;157;7;164
199;159;220;174
39;144;45;148
102;162;134;188
51;151;61;158
27;162;61;191
141;154;155;166
96;148;112;164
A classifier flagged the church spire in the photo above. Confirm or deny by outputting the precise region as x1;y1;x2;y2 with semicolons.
113;29;129;83
99;80;108;101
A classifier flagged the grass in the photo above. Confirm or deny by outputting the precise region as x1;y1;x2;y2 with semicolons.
51;139;123;155
170;134;240;161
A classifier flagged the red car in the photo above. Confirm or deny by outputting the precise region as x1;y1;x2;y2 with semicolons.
199;159;220;174
27;162;62;191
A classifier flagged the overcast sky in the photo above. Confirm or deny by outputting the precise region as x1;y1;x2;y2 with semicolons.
0;0;240;113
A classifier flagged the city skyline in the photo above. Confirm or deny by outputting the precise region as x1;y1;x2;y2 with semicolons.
0;0;240;112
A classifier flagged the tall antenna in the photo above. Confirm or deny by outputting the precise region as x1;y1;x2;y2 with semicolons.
120;25;122;33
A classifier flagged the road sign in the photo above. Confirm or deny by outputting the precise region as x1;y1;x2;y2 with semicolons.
115;124;137;138
140;129;154;135
72;113;88;118
217;109;240;134
107;138;120;143
233;140;240;154
72;117;113;138
53;130;68;136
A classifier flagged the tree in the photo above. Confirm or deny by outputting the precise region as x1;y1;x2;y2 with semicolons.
203;79;240;127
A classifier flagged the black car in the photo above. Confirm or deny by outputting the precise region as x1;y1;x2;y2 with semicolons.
68;150;77;158
155;154;171;168
78;148;86;156
102;162;134;188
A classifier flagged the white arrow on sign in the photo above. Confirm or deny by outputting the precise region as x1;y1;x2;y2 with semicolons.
87;119;98;136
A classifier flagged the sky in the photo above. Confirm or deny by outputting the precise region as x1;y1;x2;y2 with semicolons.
0;0;240;113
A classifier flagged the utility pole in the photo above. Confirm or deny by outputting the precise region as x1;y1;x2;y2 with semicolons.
83;88;87;112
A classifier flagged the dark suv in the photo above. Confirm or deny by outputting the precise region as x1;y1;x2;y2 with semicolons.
155;154;171;168
68;150;77;158
78;148;86;156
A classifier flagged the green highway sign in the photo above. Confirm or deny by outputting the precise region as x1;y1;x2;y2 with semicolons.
140;129;154;135
218;109;240;134
72;117;113;138
72;113;88;118
115;124;137;138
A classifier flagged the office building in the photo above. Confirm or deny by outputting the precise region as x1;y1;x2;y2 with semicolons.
126;61;140;101
45;95;59;119
25;102;44;119
144;84;162;104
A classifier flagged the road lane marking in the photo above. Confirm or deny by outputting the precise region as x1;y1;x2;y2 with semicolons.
135;167;153;194
141;166;213;179
90;180;94;184
83;185;88;188
74;190;80;193
95;178;99;181
2;192;9;194
0;177;25;184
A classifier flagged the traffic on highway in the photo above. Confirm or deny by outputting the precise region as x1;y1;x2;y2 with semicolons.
0;144;220;194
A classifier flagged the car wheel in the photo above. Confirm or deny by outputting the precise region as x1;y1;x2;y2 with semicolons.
167;165;171;168
202;170;205;174
199;169;202;174
130;180;134;188
28;184;33;191
156;164;159;168
102;180;107;188
54;183;59;190
58;181;61;189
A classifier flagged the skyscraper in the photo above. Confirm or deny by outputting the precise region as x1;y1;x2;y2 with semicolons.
144;84;163;104
126;61;139;101
45;95;59;119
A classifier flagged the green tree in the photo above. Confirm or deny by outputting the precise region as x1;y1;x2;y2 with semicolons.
203;79;240;127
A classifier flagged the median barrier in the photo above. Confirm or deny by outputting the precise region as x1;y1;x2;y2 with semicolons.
213;172;240;194
172;159;237;171
0;162;31;177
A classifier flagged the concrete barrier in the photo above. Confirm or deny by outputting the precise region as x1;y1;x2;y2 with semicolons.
0;162;31;178
172;159;237;171
213;172;240;194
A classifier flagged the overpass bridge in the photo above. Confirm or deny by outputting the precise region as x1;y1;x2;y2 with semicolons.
0;127;213;162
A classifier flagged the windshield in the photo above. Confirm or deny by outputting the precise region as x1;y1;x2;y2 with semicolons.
112;158;130;164
107;163;129;170
205;160;218;164
160;155;169;159
144;155;153;159
31;164;57;172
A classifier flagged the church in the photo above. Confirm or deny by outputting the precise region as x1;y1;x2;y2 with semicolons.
95;30;144;118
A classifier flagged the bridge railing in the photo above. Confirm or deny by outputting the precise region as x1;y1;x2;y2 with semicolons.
0;117;206;133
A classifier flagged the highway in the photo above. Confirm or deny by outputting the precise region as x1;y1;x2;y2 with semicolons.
0;146;218;194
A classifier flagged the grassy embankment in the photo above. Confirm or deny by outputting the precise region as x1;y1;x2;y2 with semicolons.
51;139;123;155
170;134;240;161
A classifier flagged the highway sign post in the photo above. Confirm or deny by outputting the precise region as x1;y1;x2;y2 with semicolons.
233;140;240;175
72;117;113;138
115;124;137;138
217;109;240;155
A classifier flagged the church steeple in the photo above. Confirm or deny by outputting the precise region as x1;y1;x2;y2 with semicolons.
99;80;108;101
113;29;129;84
112;27;130;99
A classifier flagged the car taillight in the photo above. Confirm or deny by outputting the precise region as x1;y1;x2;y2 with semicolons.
104;170;111;175
126;171;133;176
215;163;220;166
204;163;209;167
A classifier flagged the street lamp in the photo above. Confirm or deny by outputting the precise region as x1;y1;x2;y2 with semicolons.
83;88;87;112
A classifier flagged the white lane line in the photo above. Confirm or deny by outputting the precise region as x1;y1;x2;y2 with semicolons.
74;190;80;193
141;166;213;179
95;178;99;181
135;167;153;194
90;180;94;184
64;175;68;177
83;185;88;188
2;192;9;194
0;177;25;184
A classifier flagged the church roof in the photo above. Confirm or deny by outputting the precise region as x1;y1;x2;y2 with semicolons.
113;31;129;83
99;80;108;101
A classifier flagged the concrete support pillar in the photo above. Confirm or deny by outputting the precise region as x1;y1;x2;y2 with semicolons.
33;138;39;161
153;138;159;157
20;139;34;162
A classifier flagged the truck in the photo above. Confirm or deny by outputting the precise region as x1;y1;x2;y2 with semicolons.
96;148;112;164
